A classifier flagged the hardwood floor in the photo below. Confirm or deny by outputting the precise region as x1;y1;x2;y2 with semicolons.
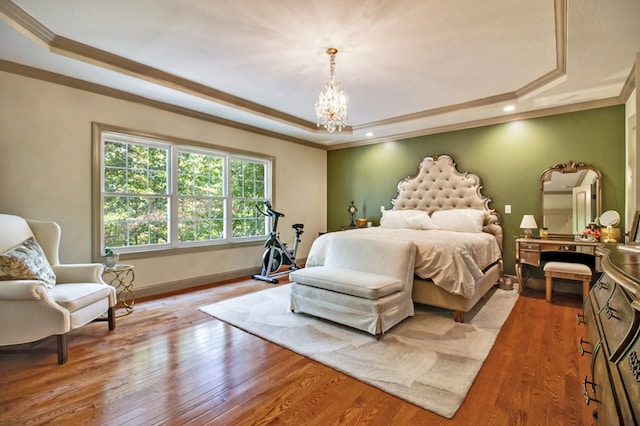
0;278;598;425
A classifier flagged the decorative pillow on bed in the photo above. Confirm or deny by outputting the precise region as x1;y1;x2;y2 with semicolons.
406;213;441;230
380;209;440;230
431;208;485;233
0;237;56;287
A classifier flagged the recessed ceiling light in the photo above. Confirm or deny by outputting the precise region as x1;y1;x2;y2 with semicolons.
503;105;516;112
365;132;374;137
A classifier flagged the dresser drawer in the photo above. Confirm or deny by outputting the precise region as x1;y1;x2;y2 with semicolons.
590;343;620;425
581;295;600;356
591;272;615;310
616;336;640;425
598;284;640;361
519;242;540;251
520;250;540;266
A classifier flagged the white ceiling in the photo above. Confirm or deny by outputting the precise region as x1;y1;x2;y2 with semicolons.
1;0;638;148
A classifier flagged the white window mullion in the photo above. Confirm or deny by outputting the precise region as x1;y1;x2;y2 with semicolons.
169;146;179;248
223;154;231;241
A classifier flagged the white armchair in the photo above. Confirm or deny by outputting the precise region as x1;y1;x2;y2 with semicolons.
0;214;116;364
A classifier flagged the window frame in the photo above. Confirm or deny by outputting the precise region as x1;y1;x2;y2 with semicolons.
92;123;274;261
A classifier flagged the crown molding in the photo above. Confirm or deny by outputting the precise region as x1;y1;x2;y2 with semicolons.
351;92;519;131
0;0;54;46
327;96;624;151
48;34;318;131
0;60;324;149
0;0;319;132
352;0;567;130
620;63;636;103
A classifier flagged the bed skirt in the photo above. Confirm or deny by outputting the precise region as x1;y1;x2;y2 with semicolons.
412;261;503;314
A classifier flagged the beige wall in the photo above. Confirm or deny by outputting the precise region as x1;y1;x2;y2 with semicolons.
0;71;327;295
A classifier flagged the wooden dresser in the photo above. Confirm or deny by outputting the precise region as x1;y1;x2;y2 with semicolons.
579;244;640;424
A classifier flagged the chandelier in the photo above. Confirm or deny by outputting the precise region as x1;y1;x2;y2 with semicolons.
315;47;348;133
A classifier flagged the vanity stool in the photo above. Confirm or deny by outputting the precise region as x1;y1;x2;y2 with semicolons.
543;261;592;302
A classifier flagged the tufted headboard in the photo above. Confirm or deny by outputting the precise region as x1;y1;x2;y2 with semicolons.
391;155;503;250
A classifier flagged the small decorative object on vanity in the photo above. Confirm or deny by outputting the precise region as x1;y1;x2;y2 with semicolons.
103;247;119;268
581;222;601;241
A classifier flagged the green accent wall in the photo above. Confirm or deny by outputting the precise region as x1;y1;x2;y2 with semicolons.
327;105;626;274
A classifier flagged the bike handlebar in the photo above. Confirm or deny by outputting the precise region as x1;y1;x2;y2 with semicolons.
258;201;284;218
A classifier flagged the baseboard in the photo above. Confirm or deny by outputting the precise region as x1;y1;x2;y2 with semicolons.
135;266;261;299
134;256;307;299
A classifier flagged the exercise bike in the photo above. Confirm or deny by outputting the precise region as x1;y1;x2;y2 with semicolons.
252;201;304;284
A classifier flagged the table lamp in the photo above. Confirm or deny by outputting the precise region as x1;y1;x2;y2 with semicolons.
520;214;537;239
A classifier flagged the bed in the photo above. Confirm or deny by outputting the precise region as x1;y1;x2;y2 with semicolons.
306;155;503;322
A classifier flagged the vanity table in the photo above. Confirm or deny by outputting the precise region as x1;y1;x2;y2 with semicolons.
516;160;606;290
515;237;603;290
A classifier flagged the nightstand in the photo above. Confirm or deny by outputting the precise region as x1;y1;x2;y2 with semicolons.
102;264;135;316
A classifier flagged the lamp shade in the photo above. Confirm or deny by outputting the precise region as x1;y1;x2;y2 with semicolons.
520;215;538;229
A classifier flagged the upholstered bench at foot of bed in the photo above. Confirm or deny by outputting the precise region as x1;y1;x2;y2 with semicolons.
289;237;417;337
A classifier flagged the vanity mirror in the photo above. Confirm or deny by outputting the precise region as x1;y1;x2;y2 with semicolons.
540;161;602;237
599;210;621;243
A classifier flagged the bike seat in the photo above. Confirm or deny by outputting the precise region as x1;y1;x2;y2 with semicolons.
292;223;304;229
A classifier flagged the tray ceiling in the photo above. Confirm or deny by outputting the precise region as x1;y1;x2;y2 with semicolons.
0;0;638;148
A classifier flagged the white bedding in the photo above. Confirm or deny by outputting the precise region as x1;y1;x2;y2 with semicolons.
305;227;501;299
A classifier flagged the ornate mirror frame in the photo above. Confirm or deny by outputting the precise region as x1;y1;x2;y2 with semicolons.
540;161;602;238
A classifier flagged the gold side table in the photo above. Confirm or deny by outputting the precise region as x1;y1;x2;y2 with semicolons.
102;264;135;316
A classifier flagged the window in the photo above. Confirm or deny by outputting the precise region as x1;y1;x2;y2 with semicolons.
95;125;272;255
176;148;225;243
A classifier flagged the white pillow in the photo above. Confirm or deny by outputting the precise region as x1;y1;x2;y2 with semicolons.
431;209;485;233
406;213;441;230
379;209;417;228
380;209;431;229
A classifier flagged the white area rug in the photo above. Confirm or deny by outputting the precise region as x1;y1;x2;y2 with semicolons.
200;284;518;418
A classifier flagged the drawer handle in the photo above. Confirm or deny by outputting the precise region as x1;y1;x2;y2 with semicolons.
582;376;599;406
604;304;619;320
578;337;592;355
576;313;586;325
629;350;640;382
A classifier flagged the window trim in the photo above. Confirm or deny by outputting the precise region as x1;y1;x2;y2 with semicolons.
92;122;275;261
